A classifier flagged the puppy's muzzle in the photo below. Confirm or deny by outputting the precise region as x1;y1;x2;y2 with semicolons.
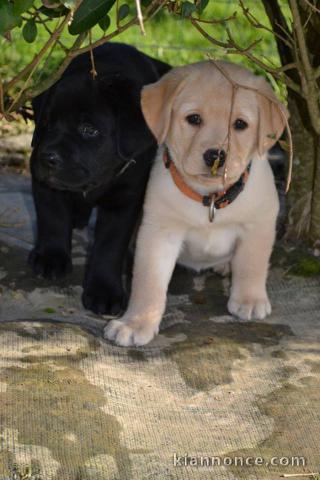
203;149;226;169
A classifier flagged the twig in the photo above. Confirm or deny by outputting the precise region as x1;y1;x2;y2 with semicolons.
275;19;294;43
239;0;294;49
191;17;232;48
191;18;302;95
208;56;293;193
147;0;167;21
135;0;146;35
281;474;320;478
302;0;320;14
289;0;320;134
261;0;295;73
8;51;45;113
89;30;97;79
69;0;162;56
12;32;87;110
191;12;237;25
7;0;162;112
116;0;120;28
35;13;67;52
34;23;64;86
71;18;138;55
4;12;73;94
302;9;313;30
227;26;262;53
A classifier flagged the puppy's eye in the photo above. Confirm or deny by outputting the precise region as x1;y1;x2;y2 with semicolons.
186;114;202;126
78;123;99;138
233;119;248;131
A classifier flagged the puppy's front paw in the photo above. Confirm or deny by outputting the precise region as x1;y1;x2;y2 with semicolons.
104;318;158;347
228;295;271;320
28;248;72;279
82;277;126;316
82;286;126;316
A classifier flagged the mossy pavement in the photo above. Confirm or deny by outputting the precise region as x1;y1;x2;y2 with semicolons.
0;169;319;479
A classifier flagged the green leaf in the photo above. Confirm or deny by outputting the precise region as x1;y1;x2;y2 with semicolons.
196;0;209;14
22;18;37;42
69;0;116;35
39;4;69;17
13;0;34;15
181;1;196;18
118;3;129;20
0;2;22;35
98;14;110;31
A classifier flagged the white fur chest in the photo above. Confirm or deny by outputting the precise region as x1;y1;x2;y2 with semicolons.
179;222;242;271
143;149;278;272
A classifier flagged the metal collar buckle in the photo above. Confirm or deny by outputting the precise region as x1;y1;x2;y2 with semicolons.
116;158;136;177
209;197;216;222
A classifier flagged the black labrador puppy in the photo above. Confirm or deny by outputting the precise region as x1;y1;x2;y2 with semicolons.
29;43;170;315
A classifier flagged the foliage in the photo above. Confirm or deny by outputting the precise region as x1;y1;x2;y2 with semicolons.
0;0;286;117
1;1;281;74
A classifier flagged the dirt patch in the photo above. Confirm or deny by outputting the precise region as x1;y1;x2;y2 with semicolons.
227;371;320;479
0;323;131;480
163;320;293;390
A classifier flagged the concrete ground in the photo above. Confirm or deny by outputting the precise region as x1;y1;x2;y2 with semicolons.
0;166;320;480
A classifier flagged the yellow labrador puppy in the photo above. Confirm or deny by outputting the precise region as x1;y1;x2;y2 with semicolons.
104;61;289;347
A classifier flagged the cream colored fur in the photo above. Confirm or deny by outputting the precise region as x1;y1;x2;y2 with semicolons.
104;61;288;347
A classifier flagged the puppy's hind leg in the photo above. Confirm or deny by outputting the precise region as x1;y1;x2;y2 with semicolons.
104;223;184;347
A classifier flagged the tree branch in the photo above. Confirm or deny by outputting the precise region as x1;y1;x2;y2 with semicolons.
8;32;87;113
71;17;138;55
261;0;294;67
69;0;164;56
239;0;294;49
191;18;302;95
7;0;164;113
290;0;320;133
4;12;73;93
191;12;237;25
302;0;320;14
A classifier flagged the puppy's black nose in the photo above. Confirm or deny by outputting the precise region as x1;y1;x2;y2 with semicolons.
43;152;62;170
203;149;226;168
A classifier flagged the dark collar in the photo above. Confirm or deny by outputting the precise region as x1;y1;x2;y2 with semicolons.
163;147;251;222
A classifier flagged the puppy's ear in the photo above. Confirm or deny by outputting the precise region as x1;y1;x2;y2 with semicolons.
148;57;171;78
141;69;185;145
257;78;289;155
99;74;155;159
31;89;52;147
115;83;155;160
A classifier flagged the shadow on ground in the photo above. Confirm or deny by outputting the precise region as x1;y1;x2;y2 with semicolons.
0;170;320;480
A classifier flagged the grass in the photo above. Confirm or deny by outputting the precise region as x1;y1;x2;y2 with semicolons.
0;0;292;101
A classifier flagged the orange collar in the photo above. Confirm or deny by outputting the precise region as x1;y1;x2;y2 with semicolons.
163;148;251;222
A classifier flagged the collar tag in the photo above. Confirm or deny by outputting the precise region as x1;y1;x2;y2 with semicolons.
116;158;136;177
163;146;251;223
209;197;216;223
